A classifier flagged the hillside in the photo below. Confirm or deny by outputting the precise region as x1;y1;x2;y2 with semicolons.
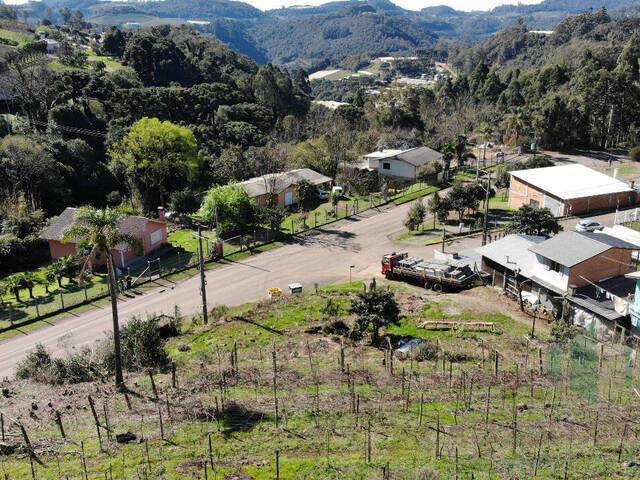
248;6;438;69
449;9;640;73
1;282;638;479
15;0;640;68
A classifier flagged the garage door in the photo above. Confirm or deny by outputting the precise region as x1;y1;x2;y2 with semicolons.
285;191;294;206
544;195;562;216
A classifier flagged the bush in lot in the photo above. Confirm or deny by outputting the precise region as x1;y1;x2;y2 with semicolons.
101;314;173;373
15;344;52;381
16;313;178;384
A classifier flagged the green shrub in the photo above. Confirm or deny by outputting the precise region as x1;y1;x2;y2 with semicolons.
630;146;640;162
101;315;170;372
15;343;51;380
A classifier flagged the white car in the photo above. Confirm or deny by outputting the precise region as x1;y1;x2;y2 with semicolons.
331;186;343;196
576;219;605;232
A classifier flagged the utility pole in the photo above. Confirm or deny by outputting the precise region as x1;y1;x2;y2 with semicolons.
195;225;209;324
482;170;491;246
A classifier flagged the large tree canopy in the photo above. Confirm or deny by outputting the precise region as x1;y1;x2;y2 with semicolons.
109;117;200;213
505;205;562;237
198;184;256;237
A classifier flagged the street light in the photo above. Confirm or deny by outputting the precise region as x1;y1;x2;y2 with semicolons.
349;265;355;285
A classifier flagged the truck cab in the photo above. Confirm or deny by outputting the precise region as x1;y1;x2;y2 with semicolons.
381;252;407;276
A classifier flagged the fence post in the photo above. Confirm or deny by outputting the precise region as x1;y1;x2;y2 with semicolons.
8;304;12;326
148;261;152;282
158;259;162;277
291;219;295;236
84;283;88;302
314;212;317;228
325;210;328;224
34;296;40;319
59;289;65;310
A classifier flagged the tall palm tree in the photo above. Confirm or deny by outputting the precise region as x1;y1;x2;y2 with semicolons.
503;107;528;147
475;122;495;162
62;206;139;391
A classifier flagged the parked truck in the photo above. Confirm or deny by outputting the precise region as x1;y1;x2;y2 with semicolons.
381;252;476;292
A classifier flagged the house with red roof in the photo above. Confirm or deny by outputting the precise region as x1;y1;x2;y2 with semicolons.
40;207;168;267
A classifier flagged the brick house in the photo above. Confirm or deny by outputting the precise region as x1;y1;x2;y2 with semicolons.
239;168;332;207
479;231;640;340
41;207;168;268
508;164;635;216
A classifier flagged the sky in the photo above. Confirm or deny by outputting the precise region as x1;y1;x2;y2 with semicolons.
4;0;545;13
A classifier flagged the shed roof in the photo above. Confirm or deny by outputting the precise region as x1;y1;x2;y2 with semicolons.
239;168;332;197
528;231;638;267
568;275;636;321
477;234;547;278
510;164;632;200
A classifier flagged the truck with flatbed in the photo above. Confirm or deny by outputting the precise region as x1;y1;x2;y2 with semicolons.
381;252;476;292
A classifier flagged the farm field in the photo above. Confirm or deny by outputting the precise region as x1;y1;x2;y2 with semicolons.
0;283;638;479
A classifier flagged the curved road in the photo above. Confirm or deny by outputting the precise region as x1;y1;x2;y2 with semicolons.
1;198;480;379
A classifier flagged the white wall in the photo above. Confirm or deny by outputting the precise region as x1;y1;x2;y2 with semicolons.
529;254;569;293
378;158;416;179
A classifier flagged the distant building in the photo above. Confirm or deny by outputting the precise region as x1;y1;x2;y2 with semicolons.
508;164;635;216
239;168;332;207
41;207;168;268
45;39;59;54
361;147;443;180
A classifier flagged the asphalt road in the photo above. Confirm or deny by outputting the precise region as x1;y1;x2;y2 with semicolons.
0;195;620;380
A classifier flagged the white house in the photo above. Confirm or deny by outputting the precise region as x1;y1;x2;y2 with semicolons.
45;39;59;54
361;146;443;180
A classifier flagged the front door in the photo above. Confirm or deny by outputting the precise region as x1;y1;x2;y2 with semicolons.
285;191;294;206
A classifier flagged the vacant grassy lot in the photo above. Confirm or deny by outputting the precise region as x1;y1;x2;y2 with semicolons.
0;284;638;479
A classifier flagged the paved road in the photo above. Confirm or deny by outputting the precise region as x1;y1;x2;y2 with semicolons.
0;198;462;379
0;191;621;380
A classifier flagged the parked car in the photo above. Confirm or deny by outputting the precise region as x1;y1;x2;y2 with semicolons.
331;186;343;196
576;219;605;232
316;189;329;200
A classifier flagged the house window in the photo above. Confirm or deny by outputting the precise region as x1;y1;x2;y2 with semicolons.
542;258;562;272
529;199;539;208
150;229;163;245
382;162;391;170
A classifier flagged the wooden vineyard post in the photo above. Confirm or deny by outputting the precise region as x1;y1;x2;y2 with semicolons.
55;410;66;439
88;395;103;450
272;344;279;428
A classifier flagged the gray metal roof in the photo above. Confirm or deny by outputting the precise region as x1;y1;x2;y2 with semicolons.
477;234;547;277
528;231;639;267
239;168;332;197
568;275;636;321
396;147;443;167
364;146;443;167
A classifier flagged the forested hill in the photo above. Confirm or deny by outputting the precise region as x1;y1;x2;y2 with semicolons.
248;5;438;69
14;0;640;69
449;9;640;73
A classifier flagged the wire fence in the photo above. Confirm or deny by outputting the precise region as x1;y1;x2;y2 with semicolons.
0;177;440;331
0;229;279;332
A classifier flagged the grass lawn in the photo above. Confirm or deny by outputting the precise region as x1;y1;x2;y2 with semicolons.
488;194;513;211
0;27;33;46
397;226;443;244
85;48;124;71
0;271;109;329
